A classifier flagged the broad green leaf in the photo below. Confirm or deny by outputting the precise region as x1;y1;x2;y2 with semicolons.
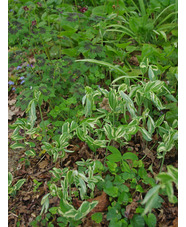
142;108;150;120
76;127;86;141
11;131;24;141
119;91;134;107
103;124;114;141
118;191;129;204
79;201;90;214
28;101;37;128
107;146;122;162
148;67;157;81
115;126;126;138
155;115;164;127
147;116;155;135
107;161;118;174
123;152;138;161
165;181;174;203
144;81;164;93
8;172;13;186
10;142;25;149
74;201;98;220
108;90;117;111
157;142;166;153
139;127;152;141
144;213;157;227
89;201;99;211
62;122;69;134
70;121;78;132
145;92;165;110
142;185;161;215
93;140;107;148
130;214;145;227
25;150;36;157
14;179;26;190
104;186;118;197
156;172;174;183
91;212;103;224
85;96;92;117
121;160;131;172
167;165;178;187
59;198;74;214
79;177;87;200
172;119;178;129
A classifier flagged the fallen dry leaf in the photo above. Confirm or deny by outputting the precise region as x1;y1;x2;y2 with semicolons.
125;201;138;219
129;56;139;66
171;217;178;227
38;160;49;169
8;99;16;105
143;147;155;163
8;108;15;120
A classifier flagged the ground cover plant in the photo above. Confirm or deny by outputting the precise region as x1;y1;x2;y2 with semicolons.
8;0;178;226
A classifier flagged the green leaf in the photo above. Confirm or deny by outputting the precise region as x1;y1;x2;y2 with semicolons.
91;212;103;224
14;179;26;190
165;181;175;203
141;185;161;215
62;122;69;134
139;127;152;141
104;186;118;197
120;91;134;107
148;67;157;81
118;191;129;204
147;116;155;135
76;127;86;141
145;92;165;110
59;198;74;214
156;172;174;183
123;152;138;161
76;59;127;75
10;142;25;149
155;115;164;127
41;193;50;215
70;121;78;131
74;201;98;220
79;177;87;200
167;165;178;187
104;124;114;141
121;160;131;172
25;150;36;157
8;172;13;186
107;146;122;162
107;161;118;174
108;90;117;111
28;101;37;128
144;213;157;227
130;214;145;227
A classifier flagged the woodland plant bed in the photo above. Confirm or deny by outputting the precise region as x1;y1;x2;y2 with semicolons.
8;0;178;226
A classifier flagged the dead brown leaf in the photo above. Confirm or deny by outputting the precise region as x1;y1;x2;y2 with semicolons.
125;201;138;219
8;108;15;120
143;147;155;163
38;159;49;169
8;99;16;105
100;97;111;112
129;56;139;66
171;217;178;227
